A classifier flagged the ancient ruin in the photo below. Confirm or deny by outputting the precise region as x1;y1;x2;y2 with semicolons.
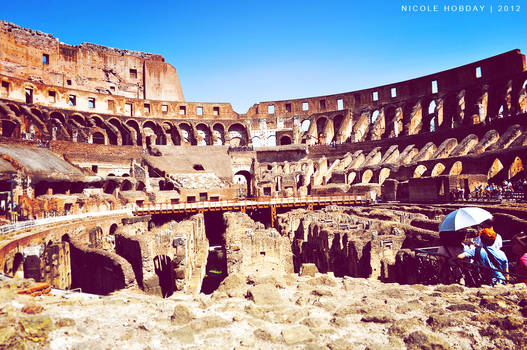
1;20;527;348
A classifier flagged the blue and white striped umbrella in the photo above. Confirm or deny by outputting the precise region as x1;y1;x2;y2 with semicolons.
439;207;493;232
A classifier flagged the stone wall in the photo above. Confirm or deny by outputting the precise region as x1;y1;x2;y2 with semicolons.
223;212;293;276
115;214;208;297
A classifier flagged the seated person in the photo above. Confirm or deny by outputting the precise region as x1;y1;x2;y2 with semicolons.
473;218;502;250
458;227;508;286
511;232;527;283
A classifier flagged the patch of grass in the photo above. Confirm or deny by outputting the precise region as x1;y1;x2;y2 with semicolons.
208;269;223;275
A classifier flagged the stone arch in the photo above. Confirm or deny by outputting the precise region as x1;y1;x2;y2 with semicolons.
109;223;118;235
508;156;524;179
279;135;292;145
196;123;211;146
125;119;142;146
301;119;311;132
266;135;276;147
347;172;357;184
383;106;397;138
234;170;252;196
136;181;146;191
143;120;165;146
413;165;427;178
371;110;380;124
91;130;106;145
108;118;130;145
488;158;504;179
523;79;527;89
70;113;86;127
121;179;133;191
1;120;18;137
228;123;248;146
162;122;180;146
316;117;327;142
12;252;24;278
449;161;463;175
49;111;66;125
89;115;105;128
333;114;345;138
179;122;196;145
159;179;174;191
212;123;225;145
6;103;20;115
378;168;390;185
251;136;262;147
431;163;446;177
361;169;373;184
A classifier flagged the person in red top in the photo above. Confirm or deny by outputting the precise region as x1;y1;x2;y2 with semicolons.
511;233;527;283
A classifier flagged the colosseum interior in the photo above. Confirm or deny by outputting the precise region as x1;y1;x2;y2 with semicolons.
1;20;527;301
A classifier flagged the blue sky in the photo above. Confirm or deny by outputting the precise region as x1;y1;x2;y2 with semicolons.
2;0;526;113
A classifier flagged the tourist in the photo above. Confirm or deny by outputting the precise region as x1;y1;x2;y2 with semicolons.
436;230;468;284
457;227;508;286
473;218;502;250
511;232;527;283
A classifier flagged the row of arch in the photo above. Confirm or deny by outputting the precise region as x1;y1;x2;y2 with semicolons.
0;103;251;147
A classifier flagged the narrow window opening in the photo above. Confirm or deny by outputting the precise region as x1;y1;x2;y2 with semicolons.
66;79;72;86
285;103;292;113
193;164;205;171
108;99;115;111
110;86;115;92
68;95;76;106
319;99;326;110
372;91;379;101
129;69;137;79
162;104;169;114
91;165;98;173
88;97;96;109
197;106;203;116
475;66;482;79
302;102;309;111
213;106;220;116
337;98;344;110
42;54;49;65
125;103;133;116
199;192;208;201
431;80;438;94
48;90;56;103
268;105;275;114
1;81;9;96
25;88;33;104
144;103;150;114
179;106;186;115
390;88;397;98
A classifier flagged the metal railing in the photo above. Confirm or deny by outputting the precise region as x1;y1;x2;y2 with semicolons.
0;208;133;236
134;193;366;213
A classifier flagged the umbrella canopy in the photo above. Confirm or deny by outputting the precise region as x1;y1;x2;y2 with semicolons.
439;207;493;232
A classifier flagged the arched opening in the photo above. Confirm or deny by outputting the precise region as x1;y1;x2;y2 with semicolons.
228;123;248;147
90;115;105;128
301;119;311;132
71;114;86;127
108;118;128;145
251;136;262;147
136;181;145;191
143;121;165;146
179;123;195;145
347;172;357;184
279;135;292;145
266;135;276;147
212;124;225;145
508;156;524;179
12;253;24;278
371;110;380;124
428;100;437;115
378;168;390;185
488;158;504;180
430;116;437;132
413;165;427;178
449;161;463;175
92;132;105;145
498;105;504;118
103;180;119;194
1;120;17;137
234;170;252;197
163;122;180;146
109;224;118;235
431;163;445;177
196;123;210;146
126;120;142;146
50;111;66;125
333;115;345;139
361;169;373;184
159;180;174;191
316;117;327;143
383;106;396;138
121;180;133;191
523;80;527;89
